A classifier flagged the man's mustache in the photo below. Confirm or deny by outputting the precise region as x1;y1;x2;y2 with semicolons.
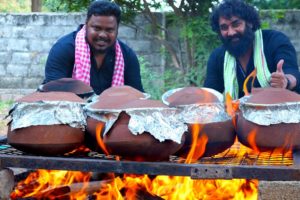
95;38;110;42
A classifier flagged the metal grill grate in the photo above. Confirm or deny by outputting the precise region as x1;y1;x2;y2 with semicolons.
0;141;299;180
0;142;293;166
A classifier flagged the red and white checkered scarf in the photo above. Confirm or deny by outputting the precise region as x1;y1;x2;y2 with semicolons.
72;25;124;86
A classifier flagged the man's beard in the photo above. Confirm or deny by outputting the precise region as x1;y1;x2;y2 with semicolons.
88;37;113;55
221;26;255;57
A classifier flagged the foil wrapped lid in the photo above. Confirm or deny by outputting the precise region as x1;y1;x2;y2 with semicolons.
9;91;86;131
240;88;300;125
86;98;187;144
161;87;229;123
38;78;94;98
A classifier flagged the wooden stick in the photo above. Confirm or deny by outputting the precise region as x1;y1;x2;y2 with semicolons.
34;179;112;198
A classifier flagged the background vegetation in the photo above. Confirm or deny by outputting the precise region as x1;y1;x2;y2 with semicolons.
1;0;300;99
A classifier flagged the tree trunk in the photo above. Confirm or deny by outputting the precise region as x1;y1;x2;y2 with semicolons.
31;0;42;12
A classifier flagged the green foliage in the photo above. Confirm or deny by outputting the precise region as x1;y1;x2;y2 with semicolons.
0;100;13;112
247;0;300;9
140;57;197;100
0;0;30;12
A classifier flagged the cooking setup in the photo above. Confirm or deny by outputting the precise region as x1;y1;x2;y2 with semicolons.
1;78;300;199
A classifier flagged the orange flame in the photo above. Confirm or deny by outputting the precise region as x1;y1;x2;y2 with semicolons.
93;174;258;200
11;170;92;199
225;93;240;129
247;129;260;153
185;124;208;163
95;122;110;155
243;69;257;96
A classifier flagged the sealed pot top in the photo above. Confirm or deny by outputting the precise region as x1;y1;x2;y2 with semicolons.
239;88;300;126
247;88;300;105
162;87;229;124
9;91;86;131
92;86;149;110
90;98;168;111
16;91;85;103
162;87;222;106
39;78;93;96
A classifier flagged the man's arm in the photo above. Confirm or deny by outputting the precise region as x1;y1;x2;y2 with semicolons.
268;31;300;92
43;40;75;84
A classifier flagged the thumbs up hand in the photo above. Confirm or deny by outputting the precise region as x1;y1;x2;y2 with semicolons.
270;59;288;89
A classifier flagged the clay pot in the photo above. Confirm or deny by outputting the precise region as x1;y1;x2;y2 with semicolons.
103;111;185;161
85;85;147;151
7;124;84;155
164;87;236;157
39;78;94;99
237;88;300;152
176;120;236;157
7;92;85;155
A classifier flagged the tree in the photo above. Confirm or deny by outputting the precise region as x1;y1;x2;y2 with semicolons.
31;0;42;12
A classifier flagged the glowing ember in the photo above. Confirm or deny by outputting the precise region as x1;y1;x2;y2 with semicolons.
11;170;92;199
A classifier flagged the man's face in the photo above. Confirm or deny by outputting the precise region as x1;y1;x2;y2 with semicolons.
219;16;254;57
86;15;118;54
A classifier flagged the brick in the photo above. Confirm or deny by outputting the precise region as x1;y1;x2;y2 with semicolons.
23;77;44;88
29;64;45;77
118;26;137;39
11;52;32;65
0;52;9;64
0;77;23;88
7;39;29;51
0;65;6;76
7;64;29;77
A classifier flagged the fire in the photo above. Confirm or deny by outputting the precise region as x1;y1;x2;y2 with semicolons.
96;122;109;155
11;170;92;199
243;69;257;96
186;124;208;163
92;175;258;200
247;129;260;153
225;93;239;129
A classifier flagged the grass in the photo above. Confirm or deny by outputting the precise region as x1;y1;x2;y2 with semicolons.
0;100;13;113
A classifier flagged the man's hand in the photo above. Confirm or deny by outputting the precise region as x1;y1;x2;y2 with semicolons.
270;59;288;88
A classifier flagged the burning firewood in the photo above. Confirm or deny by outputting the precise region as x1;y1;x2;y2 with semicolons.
32;180;112;198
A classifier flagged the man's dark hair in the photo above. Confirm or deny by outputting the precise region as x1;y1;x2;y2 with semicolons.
86;0;121;24
210;0;260;33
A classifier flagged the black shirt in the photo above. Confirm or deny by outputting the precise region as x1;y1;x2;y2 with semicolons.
204;29;300;98
43;28;144;95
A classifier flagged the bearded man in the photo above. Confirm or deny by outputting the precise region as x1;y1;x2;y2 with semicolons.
204;0;300;99
43;0;143;95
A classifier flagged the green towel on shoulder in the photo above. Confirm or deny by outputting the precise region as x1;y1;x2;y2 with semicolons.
223;29;271;99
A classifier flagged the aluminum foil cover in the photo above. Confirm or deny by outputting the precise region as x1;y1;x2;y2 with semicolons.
85;104;187;144
177;103;231;124
9;101;86;131
239;96;300;126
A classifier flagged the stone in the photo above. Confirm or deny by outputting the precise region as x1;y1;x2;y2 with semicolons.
0;168;14;200
259;181;300;200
